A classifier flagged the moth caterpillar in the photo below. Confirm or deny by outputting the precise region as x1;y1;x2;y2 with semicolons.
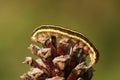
31;25;99;68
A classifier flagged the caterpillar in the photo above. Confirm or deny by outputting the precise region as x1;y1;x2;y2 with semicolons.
31;25;99;67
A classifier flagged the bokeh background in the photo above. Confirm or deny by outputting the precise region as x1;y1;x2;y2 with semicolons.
0;0;120;80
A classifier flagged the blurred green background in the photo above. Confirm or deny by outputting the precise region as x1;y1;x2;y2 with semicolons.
0;0;120;80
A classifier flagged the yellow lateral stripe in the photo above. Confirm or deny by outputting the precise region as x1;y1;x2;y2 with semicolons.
32;29;96;60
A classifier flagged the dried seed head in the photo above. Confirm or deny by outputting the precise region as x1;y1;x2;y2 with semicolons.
21;25;99;80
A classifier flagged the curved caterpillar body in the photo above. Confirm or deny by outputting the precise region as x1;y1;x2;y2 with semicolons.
31;25;99;67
